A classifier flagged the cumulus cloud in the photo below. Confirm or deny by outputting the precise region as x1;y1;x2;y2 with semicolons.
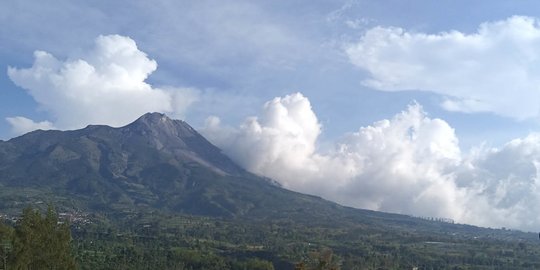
204;92;540;231
204;93;467;219
345;16;540;120
204;93;321;180
457;135;540;230
7;35;199;134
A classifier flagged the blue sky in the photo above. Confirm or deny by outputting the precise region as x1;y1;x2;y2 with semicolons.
2;0;538;145
4;0;540;230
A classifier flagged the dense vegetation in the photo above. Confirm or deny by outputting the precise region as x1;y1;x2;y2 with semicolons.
69;212;540;270
0;207;76;270
3;206;540;270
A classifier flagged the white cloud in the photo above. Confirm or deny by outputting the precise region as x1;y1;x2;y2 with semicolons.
7;34;199;134
345;16;540;120
203;93;321;180
332;104;465;217
5;116;54;135
203;93;467;221
204;92;540;231
456;134;540;230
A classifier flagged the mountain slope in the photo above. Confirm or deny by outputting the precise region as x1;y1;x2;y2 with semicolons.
0;113;346;219
1;113;537;235
2;113;540;269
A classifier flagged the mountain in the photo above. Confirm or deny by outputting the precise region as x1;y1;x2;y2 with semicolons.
3;113;540;269
0;113;346;219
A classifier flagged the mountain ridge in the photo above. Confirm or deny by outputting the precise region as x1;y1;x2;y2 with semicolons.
0;113;343;219
1;113;537;235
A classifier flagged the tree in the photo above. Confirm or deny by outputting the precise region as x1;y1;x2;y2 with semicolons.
0;222;13;270
10;206;77;270
233;258;274;270
296;249;340;270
